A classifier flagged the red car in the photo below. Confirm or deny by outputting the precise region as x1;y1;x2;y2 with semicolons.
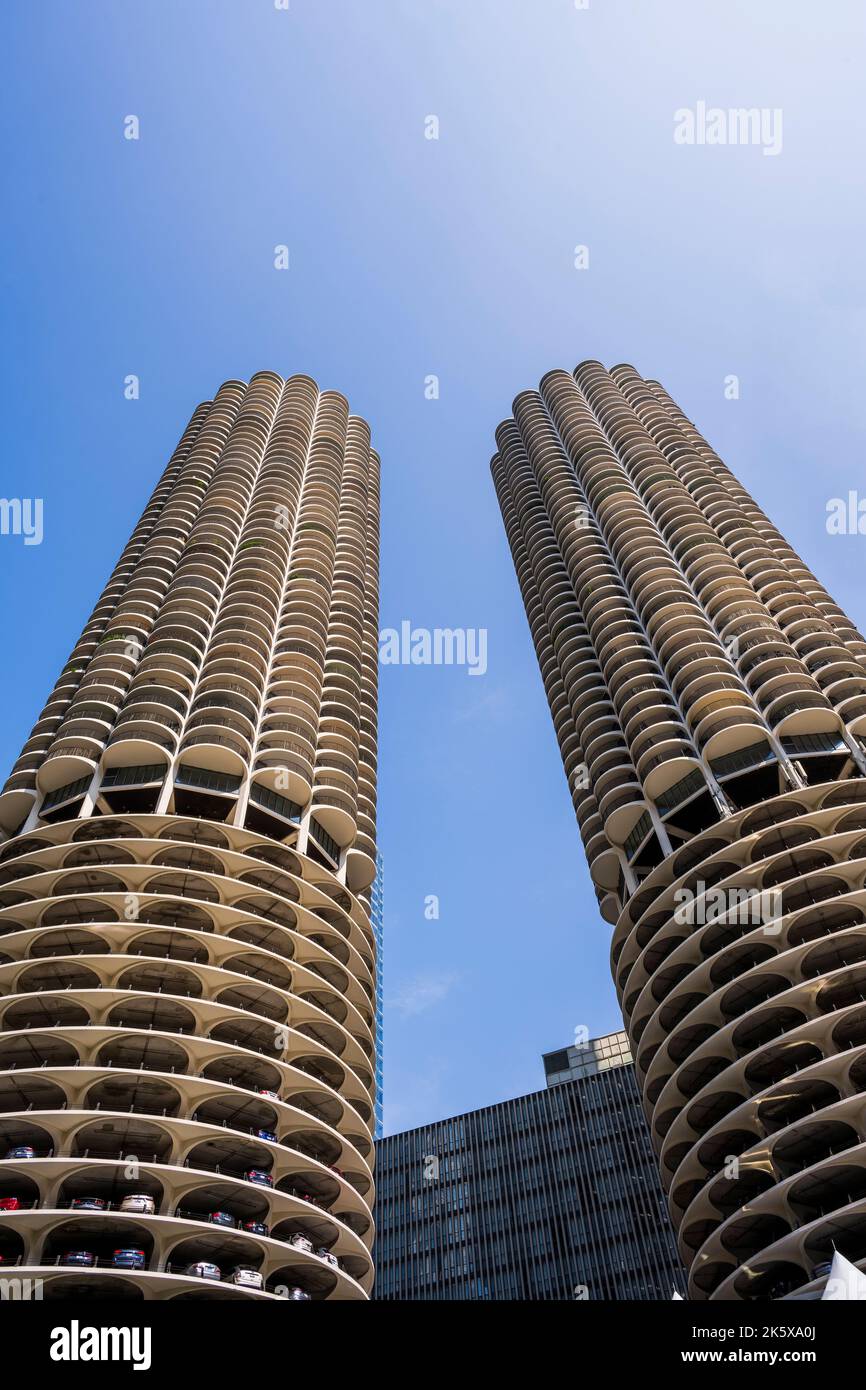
0;1197;21;1212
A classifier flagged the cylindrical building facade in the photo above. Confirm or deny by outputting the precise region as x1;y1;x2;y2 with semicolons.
0;372;379;1300
492;361;866;1300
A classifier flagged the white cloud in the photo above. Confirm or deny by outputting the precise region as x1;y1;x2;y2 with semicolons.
452;686;510;725
387;970;461;1018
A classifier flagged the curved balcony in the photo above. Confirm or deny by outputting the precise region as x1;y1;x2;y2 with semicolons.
0;373;378;1301
0;810;376;1298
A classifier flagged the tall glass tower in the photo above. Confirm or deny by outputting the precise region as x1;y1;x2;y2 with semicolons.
0;372;379;1300
492;360;866;1301
374;1037;686;1301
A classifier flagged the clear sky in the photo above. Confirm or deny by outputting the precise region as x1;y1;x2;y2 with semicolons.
3;1;865;1134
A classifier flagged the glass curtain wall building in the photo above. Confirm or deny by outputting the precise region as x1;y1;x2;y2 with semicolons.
492;360;866;1301
543;1028;633;1086
0;372;379;1300
374;1039;685;1301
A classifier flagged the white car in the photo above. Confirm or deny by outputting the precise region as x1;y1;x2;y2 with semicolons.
185;1261;221;1281
231;1266;264;1290
317;1248;339;1268
120;1193;156;1215
289;1234;313;1254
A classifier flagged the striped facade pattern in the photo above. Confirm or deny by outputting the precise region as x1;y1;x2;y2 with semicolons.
492;361;866;1300
372;853;384;1140
374;1062;686;1300
0;373;379;1299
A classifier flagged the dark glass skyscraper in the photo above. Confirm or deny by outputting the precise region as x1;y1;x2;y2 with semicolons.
374;1037;685;1301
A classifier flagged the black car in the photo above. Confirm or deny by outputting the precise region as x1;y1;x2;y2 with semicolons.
207;1210;237;1228
243;1219;269;1236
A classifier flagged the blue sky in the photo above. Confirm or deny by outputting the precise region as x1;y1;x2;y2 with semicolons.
2;1;866;1133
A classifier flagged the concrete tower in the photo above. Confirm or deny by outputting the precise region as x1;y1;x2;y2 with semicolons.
0;372;379;1300
493;360;866;1301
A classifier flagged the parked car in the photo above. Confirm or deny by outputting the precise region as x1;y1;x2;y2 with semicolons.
59;1250;95;1267
255;1129;277;1143
257;1089;280;1101
119;1193;155;1215
812;1261;833;1280
112;1248;145;1270
5;1147;35;1160
242;1219;269;1236
286;1286;311;1301
0;1197;22;1212
288;1234;313;1254
316;1248;339;1268
230;1266;263;1289
71;1197;106;1212
207;1210;236;1228
245;1169;273;1188
185;1261;221;1281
